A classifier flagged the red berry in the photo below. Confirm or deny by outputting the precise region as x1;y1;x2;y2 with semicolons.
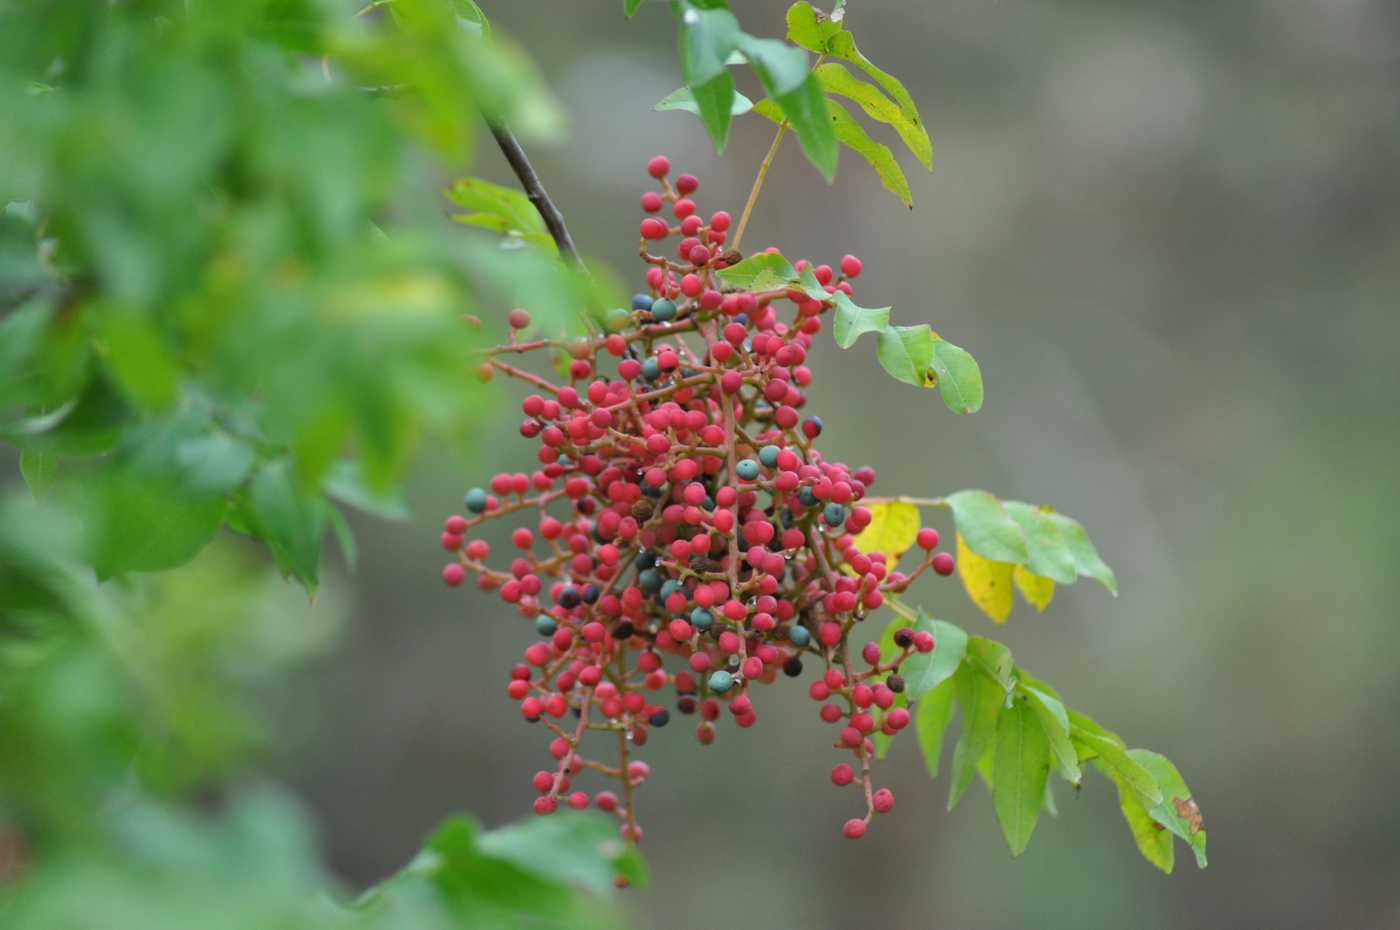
831;763;855;786
932;551;955;576
873;788;894;813
508;307;531;329
916;527;940;549
647;155;670;178
842;818;866;839
840;254;862;278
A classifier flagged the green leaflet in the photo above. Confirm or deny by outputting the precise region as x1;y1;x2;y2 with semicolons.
716;250;797;291
1017;675;1081;785
993;698;1050;855
876;323;937;387
624;0;646;15
243;461;327;594
901;614;968;699
814;61;931;169
1046;509;1119;595
1002;501;1077;584
949;661;1004;810
915;676;957;777
1099;757;1175;873
1130;750;1208;869
655;83;754;116
831;292;891;348
929;337;983;414
785;2;928;152
945;490;1032;563
827;96;911;206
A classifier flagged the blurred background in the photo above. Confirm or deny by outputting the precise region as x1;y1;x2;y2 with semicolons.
7;0;1400;928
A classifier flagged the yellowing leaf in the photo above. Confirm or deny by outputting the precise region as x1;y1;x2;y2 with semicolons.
1013;565;1056;612
853;501;920;563
957;532;1013;623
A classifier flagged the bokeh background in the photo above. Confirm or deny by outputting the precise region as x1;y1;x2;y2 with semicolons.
16;1;1398;928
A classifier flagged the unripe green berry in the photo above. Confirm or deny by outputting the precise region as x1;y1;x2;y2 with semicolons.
736;459;760;481
708;670;734;694
650;297;677;322
758;445;781;468
464;487;488;513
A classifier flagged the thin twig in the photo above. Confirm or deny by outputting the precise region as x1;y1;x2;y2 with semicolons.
487;122;585;273
731;121;788;254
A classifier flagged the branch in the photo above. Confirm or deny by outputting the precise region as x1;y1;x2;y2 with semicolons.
487;122;585;273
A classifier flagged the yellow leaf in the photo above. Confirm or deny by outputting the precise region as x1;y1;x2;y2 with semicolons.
853;501;920;564
957;532;1014;623
1013;565;1056;612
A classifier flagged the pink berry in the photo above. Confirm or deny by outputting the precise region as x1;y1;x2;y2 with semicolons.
508;307;531;329
840;254;862;278
647;155;670;178
842;818;867;839
932;551;955;576
916;527;940;549
441;563;465;586
831;763;854;786
873;788;895;813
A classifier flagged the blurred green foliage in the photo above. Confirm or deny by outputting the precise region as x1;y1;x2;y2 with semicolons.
0;0;637;925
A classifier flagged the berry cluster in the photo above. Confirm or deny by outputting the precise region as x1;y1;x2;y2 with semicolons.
440;156;956;855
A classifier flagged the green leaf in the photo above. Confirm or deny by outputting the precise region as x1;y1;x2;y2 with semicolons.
625;0;646;15
656;83;753;117
324;460;412;520
687;73;739;151
945;490;1030;563
1002;502;1076;584
1130;750;1207;869
478;812;649;894
174;434;254;495
737;35;810;97
773;78;839;182
993;697;1050;855
965;635;1015;691
676;3;742;88
1018;675;1081;785
99;313;180;412
19;448;56;495
875;323;936;387
716;251;797;291
445;177;552;251
1045;510;1118;595
830;292;890;348
929;337;983;414
814;62;932;169
1097;757;1175;873
245;461;326;594
1069;710;1162;806
827;96;911;207
785;1;929;160
785;2;843;53
87;472;228;580
901;615;967;699
949;661;1003;810
915;676;956;778
824;32;924;143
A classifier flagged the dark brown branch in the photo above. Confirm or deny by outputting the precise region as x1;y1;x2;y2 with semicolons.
487;122;585;272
